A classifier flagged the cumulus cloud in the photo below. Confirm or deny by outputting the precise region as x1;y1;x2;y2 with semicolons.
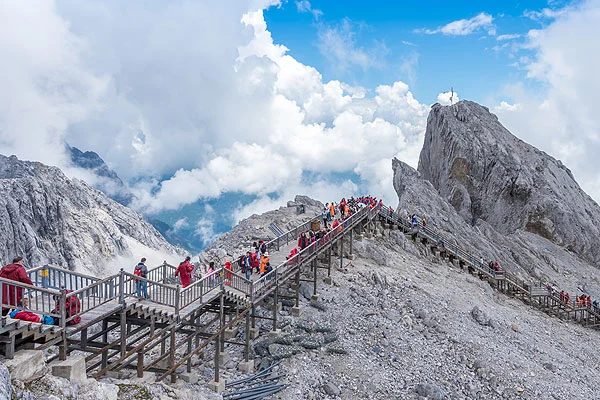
173;218;189;231
494;0;600;201
493;101;521;112
1;1;430;222
0;1;108;168
437;90;460;106
195;217;220;248
416;12;495;36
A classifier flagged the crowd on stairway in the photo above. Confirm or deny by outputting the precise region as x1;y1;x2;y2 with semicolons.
552;286;600;313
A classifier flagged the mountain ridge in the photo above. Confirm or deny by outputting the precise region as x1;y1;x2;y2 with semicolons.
417;100;600;265
0;154;183;274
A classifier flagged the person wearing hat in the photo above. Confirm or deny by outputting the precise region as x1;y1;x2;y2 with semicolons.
175;256;194;288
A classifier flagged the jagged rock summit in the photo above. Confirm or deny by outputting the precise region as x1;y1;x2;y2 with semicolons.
418;100;600;265
0;154;182;274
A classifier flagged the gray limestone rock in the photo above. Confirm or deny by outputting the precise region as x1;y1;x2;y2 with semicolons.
323;382;341;396
0;154;182;274
471;306;492;327
0;363;11;399
418;101;600;266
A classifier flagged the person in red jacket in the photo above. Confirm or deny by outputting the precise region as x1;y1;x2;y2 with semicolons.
224;261;233;285
175;256;194;288
0;256;33;314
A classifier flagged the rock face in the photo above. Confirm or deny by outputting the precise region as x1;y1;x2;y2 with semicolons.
418;101;600;265
0;154;182;274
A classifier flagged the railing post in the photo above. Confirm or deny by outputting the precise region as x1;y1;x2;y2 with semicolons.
273;268;279;332
41;265;49;289
119;269;125;305
119;269;127;357
59;288;67;360
175;285;181;317
162;261;167;283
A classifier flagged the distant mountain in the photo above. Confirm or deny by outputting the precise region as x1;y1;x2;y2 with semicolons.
67;145;204;252
145;216;202;254
0;154;183;274
67;145;134;206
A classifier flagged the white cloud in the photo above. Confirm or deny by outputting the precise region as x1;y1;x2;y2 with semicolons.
1;1;430;220
317;19;388;71
493;101;521;112
195;218;220;247
524;7;570;21
295;0;322;19
417;12;495;36
437;90;460;106
173;218;189;231
494;0;600;201
0;0;108;168
496;34;521;41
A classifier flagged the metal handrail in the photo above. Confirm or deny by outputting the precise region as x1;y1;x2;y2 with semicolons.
380;206;537;296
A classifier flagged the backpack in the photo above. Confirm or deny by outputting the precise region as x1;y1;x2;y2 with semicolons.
134;268;142;277
64;290;81;325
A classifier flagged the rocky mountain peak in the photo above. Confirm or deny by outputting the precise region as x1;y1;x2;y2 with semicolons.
0;154;182;274
417;100;600;265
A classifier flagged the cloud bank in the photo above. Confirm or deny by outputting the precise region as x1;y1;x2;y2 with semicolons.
494;0;600;201
0;0;429;215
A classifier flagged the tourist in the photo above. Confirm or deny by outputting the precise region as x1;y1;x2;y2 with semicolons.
175;256;194;288
134;257;148;299
224;261;232;285
206;262;216;286
322;207;330;228
298;231;309;250
251;252;260;274
243;252;252;280
0;256;34;314
260;252;270;275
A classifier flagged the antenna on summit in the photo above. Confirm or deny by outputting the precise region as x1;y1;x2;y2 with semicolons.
450;87;454;105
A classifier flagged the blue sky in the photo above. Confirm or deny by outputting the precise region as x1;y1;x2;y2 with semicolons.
265;0;564;104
